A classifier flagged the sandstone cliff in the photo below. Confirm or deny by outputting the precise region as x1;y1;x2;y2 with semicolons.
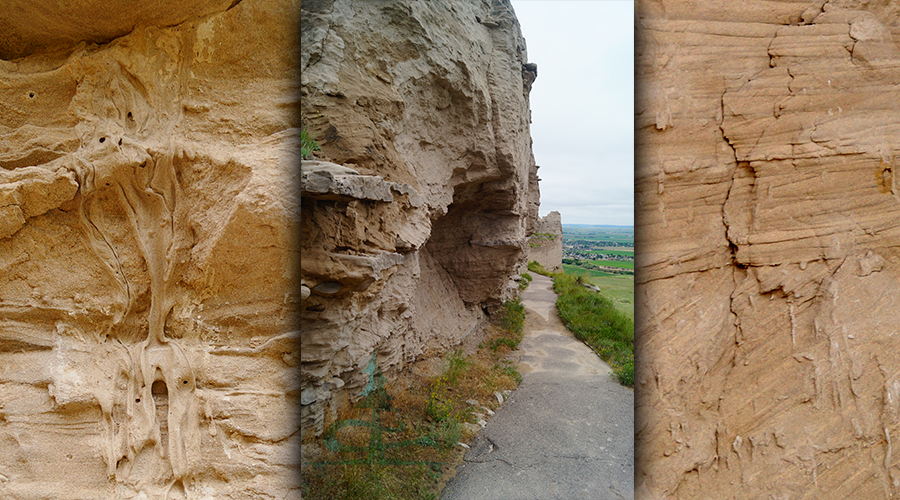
527;210;563;272
300;0;539;436
637;1;900;498
0;0;300;498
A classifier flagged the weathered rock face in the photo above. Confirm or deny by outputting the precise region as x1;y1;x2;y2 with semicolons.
528;210;562;271
301;0;539;436
0;0;300;498
636;1;900;498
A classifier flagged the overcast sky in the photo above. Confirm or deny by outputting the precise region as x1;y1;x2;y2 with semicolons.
510;0;634;226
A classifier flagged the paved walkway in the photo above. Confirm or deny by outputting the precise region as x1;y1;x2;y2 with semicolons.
440;272;634;500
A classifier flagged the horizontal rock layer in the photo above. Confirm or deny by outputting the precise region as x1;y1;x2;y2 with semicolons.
527;210;563;272
636;1;900;498
300;0;539;436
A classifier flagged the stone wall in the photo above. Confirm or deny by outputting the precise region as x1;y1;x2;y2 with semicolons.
528;210;563;271
0;0;300;498
300;0;539;437
636;1;900;498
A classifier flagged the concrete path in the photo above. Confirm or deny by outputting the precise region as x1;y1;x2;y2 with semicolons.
441;273;634;500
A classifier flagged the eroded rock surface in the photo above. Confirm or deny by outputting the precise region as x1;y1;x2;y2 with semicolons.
527;210;563;271
300;0;539;436
637;1;900;498
0;0;300;498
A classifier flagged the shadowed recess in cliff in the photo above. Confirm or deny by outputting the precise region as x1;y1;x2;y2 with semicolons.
426;180;525;306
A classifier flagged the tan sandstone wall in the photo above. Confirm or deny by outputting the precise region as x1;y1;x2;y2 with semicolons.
636;1;900;498
0;0;300;498
300;0;539;437
528;210;562;271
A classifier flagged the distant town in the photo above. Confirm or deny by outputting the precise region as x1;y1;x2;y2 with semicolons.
561;225;634;276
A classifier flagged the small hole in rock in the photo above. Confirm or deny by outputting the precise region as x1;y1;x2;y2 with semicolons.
28;92;34;98
127;112;133;119
99;137;106;143
183;380;188;385
118;138;122;146
135;398;141;403
105;182;110;186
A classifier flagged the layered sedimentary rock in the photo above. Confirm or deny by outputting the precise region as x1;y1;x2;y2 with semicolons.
300;0;539;435
636;1;900;498
527;210;562;271
0;0;300;498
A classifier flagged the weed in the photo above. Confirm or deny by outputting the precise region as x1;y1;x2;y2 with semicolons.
302;127;321;159
612;351;634;387
487;337;519;351
497;362;523;384
444;349;470;385
487;298;525;352
424;379;454;423
499;297;525;336
518;273;533;290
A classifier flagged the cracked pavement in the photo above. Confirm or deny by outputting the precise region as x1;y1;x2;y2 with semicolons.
440;273;634;500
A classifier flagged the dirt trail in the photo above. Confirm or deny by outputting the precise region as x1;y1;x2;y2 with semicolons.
441;272;634;500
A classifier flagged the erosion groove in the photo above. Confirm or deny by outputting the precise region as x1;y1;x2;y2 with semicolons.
0;0;300;498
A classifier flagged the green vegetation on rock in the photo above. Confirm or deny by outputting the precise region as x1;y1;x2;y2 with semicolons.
301;127;321;159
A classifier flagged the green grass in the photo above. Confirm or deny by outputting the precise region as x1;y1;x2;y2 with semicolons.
585;259;634;270
585;249;634;257
302;127;321;158
552;273;634;387
527;261;550;276
303;329;526;500
561;268;634;320
585;276;633;320
518;273;533;290
561;264;617;278
488;298;525;351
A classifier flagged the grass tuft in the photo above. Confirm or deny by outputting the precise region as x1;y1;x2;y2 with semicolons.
527;260;549;276
302;127;321;159
488;298;525;351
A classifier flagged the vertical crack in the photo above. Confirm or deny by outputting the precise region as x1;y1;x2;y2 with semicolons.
718;85;741;256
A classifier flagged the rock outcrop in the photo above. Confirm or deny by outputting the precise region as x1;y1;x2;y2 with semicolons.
637;1;900;498
300;0;539;436
0;0;300;498
527;210;563;271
